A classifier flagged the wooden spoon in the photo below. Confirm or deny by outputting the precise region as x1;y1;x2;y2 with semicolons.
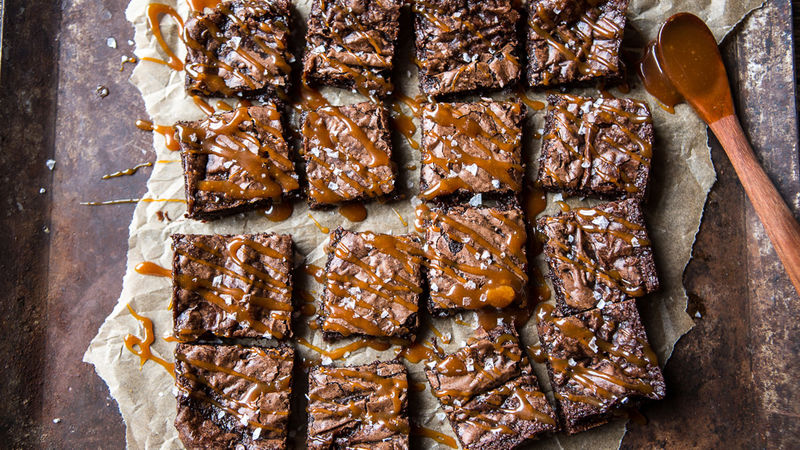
644;13;800;295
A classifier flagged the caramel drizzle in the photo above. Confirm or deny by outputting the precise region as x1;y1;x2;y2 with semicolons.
308;366;409;439
302;105;394;204
544;94;653;194
80;198;186;206
143;4;185;70
390;101;419;150
123;304;175;376
136;119;181;151
307;213;330;234
397;338;442;364
185;0;222;11
176;106;299;201
322;233;423;336
537;303;660;407
296;336;391;360
101;162;153;180
174;237;292;339
412;425;458;448
528;4;623;84
420;102;522;199
547;205;651;298
176;348;292;433
418;204;528;310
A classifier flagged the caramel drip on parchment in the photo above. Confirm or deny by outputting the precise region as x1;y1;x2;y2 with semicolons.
308;366;409;441
515;87;545;111
81;197;186;206
185;0;222;11
536;303;659;407
101;162;153;180
175;106;299;201
420;102;523;199
338;202;368;222
123;304;175;377
296;336;391;360
412;425;458;448
135;261;171;278
397;338;442;364
528;4;623;85
418;204;528;310
302;104;394;204
136;119;181;151
142;4;185;71
262;201;294;222
322;233;423;337
192;95;216;116
307;213;330;234
304;263;327;284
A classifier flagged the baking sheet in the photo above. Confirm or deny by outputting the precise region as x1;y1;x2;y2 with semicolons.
84;0;763;448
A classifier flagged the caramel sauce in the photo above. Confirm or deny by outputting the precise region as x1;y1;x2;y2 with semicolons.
390;101;419;150
296;336;392;360
136;119;181;151
516;87;545;111
338;203;368;222
307;213;330;234
397;339;441;364
428;324;451;344
527;344;547;364
101;162;153;180
420;102;523;199
261;202;294;222
412;425;458;449
556;200;570;212
192;95;216;116
523;182;547;219
120;55;138;72
215;100;233;111
304;264;327;284
295;82;330;113
162;335;185;343
80;198;186;206
135;261;171;278
123;304;175;377
391;207;408;227
185;0;221;11
639;13;734;123
411;382;427;392
142;4;185;71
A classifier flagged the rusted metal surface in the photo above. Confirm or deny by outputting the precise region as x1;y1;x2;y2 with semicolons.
0;0;796;448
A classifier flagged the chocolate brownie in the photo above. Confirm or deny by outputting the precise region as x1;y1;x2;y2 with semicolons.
307;361;409;449
536;300;665;434
184;0;293;100
302;102;396;208
172;233;293;340
303;0;402;98
421;201;528;315
537;198;658;317
527;0;628;87
425;324;557;449
319;228;424;340
413;0;521;97
174;343;294;449
419;100;525;201
175;104;299;221
537;94;654;200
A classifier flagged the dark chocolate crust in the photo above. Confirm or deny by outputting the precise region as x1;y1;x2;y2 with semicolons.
413;0;521;97
302;101;397;208
303;0;402;97
526;0;628;87
422;200;528;316
184;0;293;100
171;233;294;340
307;361;409;449
176;104;299;221
174;343;294;450
537;94;654;201
419;100;525;201
318;227;423;340
536;300;666;434
537;198;659;317
425;324;558;449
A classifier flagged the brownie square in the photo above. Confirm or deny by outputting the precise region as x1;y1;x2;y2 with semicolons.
425;324;558;449
413;0;521;97
419;100;525;201
176;104;299;221
302;102;396;207
422;201;528;315
537;198;658;317
303;0;402;98
527;0;628;87
174;343;294;449
184;0;293;100
172;233;294;340
537;94;654;200
319;228;423;340
536;300;666;434
307;361;409;449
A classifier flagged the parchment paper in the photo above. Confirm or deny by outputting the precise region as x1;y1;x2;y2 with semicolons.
84;0;763;448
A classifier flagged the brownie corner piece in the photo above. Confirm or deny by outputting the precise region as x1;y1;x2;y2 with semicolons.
537;93;653;200
184;0;293;99
319;228;423;340
176;104;299;221
414;0;521;97
537;198;658;316
536;300;665;434
527;0;629;87
302;101;396;207
425;324;558;449
419;99;525;201
175;343;294;450
423;201;528;315
307;361;409;449
171;233;294;340
303;0;402;97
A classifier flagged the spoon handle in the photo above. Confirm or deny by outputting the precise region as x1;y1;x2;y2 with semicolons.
709;115;800;295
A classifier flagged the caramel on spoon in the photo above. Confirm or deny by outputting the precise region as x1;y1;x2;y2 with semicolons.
640;13;800;295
